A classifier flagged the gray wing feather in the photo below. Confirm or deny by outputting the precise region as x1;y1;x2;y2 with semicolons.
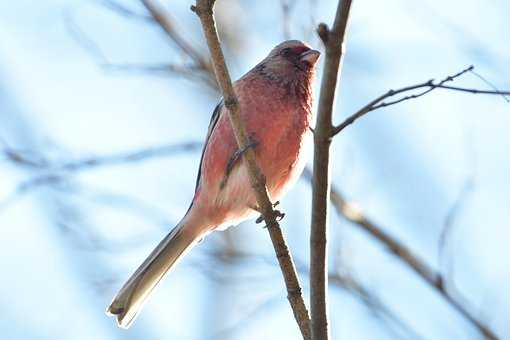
193;99;224;193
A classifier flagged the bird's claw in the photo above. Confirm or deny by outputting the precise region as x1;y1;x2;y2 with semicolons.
221;136;260;190
255;207;285;228
274;209;285;221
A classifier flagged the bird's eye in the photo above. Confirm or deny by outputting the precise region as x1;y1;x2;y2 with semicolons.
281;48;292;56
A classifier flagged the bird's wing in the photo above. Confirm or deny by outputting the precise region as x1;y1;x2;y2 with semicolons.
193;99;224;193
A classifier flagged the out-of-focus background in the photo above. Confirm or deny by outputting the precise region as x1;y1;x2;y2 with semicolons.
1;0;509;339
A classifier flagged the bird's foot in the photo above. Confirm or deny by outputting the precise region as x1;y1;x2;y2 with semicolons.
255;201;285;227
273;209;285;222
229;137;259;172
271;201;285;222
220;137;259;190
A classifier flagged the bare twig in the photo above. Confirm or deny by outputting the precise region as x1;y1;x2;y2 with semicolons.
469;68;510;103
191;1;311;339
435;84;510;95
310;1;353;339
332;65;510;136
302;168;498;339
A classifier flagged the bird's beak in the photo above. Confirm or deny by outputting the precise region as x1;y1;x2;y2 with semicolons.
299;49;321;66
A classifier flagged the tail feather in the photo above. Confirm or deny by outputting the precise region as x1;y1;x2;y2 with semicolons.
106;219;203;328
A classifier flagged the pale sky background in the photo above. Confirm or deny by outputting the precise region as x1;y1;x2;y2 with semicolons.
0;0;509;339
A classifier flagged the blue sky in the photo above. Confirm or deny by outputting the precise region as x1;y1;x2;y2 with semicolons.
0;0;509;339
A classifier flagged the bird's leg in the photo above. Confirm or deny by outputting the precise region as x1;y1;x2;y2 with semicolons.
220;136;259;189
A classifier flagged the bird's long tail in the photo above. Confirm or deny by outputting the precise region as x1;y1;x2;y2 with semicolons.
106;216;205;328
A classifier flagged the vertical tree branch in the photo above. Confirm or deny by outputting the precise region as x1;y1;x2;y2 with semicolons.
191;1;311;339
310;1;353;340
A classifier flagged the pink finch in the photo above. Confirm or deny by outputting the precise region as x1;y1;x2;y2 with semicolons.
107;40;320;328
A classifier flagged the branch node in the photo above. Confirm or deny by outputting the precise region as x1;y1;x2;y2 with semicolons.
191;0;215;16
287;286;303;297
317;23;329;44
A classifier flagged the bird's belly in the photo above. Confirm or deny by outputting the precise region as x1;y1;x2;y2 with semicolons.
194;101;311;228
260;127;311;199
210;121;311;226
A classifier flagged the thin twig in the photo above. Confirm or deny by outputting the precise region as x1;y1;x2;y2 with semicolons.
310;1;353;340
468;69;510;103
332;65;510;136
191;1;311;339
435;84;510;95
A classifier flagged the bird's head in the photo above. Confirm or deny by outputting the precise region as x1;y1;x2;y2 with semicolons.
261;40;320;79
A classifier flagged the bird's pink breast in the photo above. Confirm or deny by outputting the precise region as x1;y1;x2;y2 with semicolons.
191;73;312;228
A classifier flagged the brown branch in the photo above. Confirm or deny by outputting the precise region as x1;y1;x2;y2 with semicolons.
191;1;311;339
310;1;353;340
303;168;498;339
332;65;510;136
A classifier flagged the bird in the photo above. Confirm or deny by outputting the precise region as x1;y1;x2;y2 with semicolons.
106;40;320;328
